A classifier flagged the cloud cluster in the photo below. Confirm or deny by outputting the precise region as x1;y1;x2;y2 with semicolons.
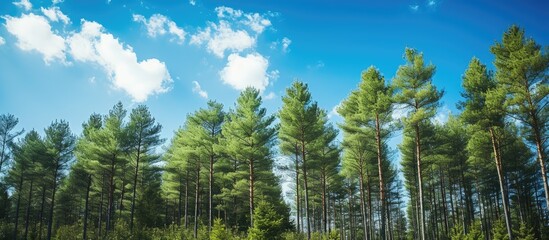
4;8;172;102
220;53;270;91
41;7;70;24
68;20;172;102
0;36;5;45
4;13;66;64
190;21;255;58
192;81;208;99
133;14;185;44
13;0;32;11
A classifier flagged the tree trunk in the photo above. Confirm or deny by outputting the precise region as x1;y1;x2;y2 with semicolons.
249;157;255;227
46;166;59;240
321;172;327;234
38;186;46;240
14;176;23;240
130;144;141;232
185;168;189;228
415;124;426;240
489;127;513;240
209;154;214;232
439;169;449;237
532;119;549;213
359;167;370;240
106;160;115;234
83;175;91;240
178;174;182;226
301;140;311;239
295;143;301;232
194;161;200;238
375;114;387;240
24;179;34;240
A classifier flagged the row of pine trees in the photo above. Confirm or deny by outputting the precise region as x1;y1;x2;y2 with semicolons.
0;25;547;240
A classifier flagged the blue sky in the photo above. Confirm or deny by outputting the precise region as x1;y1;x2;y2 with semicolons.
1;0;548;154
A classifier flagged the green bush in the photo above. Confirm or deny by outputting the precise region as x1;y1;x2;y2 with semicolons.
0;221;14;240
55;223;82;240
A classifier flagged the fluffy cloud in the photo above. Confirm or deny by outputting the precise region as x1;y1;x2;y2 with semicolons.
189;0;196;6
13;0;32;11
67;20;172;102
282;37;291;52
244;13;271;33
4;13;66;64
433;105;451;124
263;92;276;100
410;4;419;11
191;6;274;58
219;53;270;91
192;81;208;99
191;21;255;58
133;14;185;44
52;0;64;4
0;36;5;45
215;6;243;18
41;7;70;24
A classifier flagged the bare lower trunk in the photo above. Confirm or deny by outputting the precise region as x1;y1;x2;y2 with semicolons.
249;158;255;227
38;186;46;239
194;162;200;238
321;173;327;233
209;155;214;231
415;124;426;240
295;144;301;232
359;168;370;240
14;176;23;240
300;140;312;239
130;147;141;231
83;176;91;240
375;115;387;240
489;127;513;240
24;180;34;239
46;167;59;240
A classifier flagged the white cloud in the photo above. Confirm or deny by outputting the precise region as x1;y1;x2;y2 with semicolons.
410;4;419;11
215;6;243;18
244;13;271;33
13;0;32;11
264;91;276;100
219;53;270;91
282;37;291;53
192;81;208;99
0;36;5;45
433;105;451;124
41;7;70;25
133;14;185;44
52;0;64;4
4;13;66;64
189;0;196;6
191;21;255;58
427;0;436;6
67;20;172;102
328;103;342;119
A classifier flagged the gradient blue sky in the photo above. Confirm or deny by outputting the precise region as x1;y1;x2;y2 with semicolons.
1;0;548;154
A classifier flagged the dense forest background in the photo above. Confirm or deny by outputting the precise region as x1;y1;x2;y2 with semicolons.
0;25;547;240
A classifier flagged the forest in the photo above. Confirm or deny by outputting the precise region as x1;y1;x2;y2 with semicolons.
0;25;547;240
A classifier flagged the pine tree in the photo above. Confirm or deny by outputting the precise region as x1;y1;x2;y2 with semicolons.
393;48;443;240
0;114;24;175
126;105;163;231
43;120;75;240
247;200;285;240
459;57;513;238
279;81;325;239
220;88;278;228
490;25;549;213
339;66;394;239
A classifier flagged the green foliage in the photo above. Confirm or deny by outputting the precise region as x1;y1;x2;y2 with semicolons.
466;221;484;240
515;222;535;240
211;218;231;240
451;223;466;240
248;200;286;240
54;223;82;240
492;219;510;240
